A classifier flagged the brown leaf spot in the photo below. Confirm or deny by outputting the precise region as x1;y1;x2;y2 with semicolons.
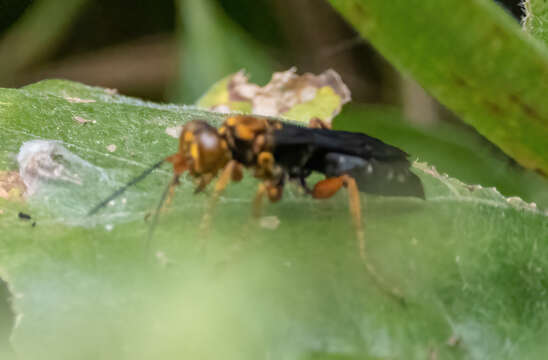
0;171;26;201
508;94;542;120
520;102;541;120
452;75;470;88
482;100;503;115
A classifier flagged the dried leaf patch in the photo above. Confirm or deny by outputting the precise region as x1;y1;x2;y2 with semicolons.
197;68;351;124
0;171;26;201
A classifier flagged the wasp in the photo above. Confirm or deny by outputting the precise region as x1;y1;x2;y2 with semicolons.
89;115;424;299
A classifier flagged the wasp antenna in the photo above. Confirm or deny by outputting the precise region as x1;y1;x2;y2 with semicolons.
88;159;166;216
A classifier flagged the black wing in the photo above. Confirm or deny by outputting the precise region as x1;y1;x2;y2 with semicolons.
272;123;408;161
272;124;424;198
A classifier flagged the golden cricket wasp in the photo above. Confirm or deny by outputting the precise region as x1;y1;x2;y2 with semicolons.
89;115;424;300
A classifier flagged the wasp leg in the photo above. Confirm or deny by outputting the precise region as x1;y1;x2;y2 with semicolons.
312;175;404;302
298;176;313;195
200;160;237;234
214;182;266;272
194;173;215;194
163;175;181;210
146;174;180;255
254;180;284;216
311;176;345;199
215;180;283;277
231;162;244;182
252;183;267;218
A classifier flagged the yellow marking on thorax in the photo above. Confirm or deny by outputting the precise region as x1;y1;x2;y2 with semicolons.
235;124;255;141
226;117;238;126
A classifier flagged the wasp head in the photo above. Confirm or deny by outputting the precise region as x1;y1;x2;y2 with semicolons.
167;120;231;178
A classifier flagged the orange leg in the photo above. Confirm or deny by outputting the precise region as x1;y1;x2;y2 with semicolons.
159;153;187;212
163;176;180;210
312;176;345;199
252;183;267;218
200;160;237;234
312;175;403;301
146;174;180;255
216;180;282;275
215;180;272;271
194;173;214;194
253;180;283;217
217;182;266;268
231;163;244;182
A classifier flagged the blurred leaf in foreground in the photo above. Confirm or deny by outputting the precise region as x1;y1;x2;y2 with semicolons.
0;80;547;359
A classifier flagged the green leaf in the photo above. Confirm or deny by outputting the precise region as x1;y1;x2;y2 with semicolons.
327;0;548;174
1;80;547;359
523;0;548;46
175;0;274;103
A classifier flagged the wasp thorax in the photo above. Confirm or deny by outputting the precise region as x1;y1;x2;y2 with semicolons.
180;120;230;175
